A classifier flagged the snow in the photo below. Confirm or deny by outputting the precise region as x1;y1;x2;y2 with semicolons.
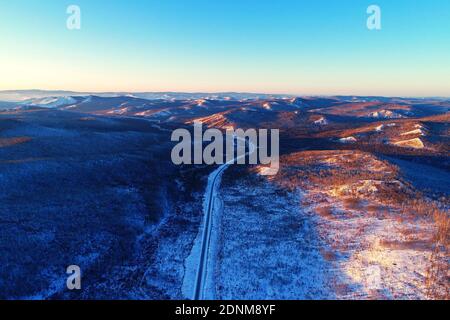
339;136;357;143
269;150;437;299
195;99;211;107
187;113;234;130
107;107;130;115
135;110;155;117
329;179;405;198
375;124;384;132
182;168;224;300
217;180;335;299
401;129;426;136
369;110;403;119
257;166;278;176
393;138;425;149
314;117;328;125
337;217;433;299
23;96;77;108
182;136;256;300
289;97;307;107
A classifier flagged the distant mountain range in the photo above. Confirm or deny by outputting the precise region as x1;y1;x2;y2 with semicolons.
0;90;291;102
1;90;449;103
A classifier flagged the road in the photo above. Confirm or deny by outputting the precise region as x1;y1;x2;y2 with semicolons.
193;136;256;300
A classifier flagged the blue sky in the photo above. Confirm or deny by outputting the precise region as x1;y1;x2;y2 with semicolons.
1;0;449;96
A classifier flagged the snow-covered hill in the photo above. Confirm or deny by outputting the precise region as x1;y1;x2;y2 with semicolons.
22;96;78;108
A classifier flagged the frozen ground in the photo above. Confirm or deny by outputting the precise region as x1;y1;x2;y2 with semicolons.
212;149;446;299
216;170;338;299
273;150;446;299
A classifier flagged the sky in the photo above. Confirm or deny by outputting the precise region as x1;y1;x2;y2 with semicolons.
0;0;449;96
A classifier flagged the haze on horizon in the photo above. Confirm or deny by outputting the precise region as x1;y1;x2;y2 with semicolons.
1;0;449;97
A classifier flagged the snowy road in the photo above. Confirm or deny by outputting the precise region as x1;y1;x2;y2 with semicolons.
192;136;256;300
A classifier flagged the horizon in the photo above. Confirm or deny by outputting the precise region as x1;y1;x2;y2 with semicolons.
1;0;450;96
1;88;449;100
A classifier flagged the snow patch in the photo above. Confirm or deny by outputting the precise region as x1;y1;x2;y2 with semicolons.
393;138;425;149
314;117;328;125
107;107;130;115
401;129;426;136
369;110;403;119
24;96;77;108
195;99;211;107
339;136;357;143
262;102;272;110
